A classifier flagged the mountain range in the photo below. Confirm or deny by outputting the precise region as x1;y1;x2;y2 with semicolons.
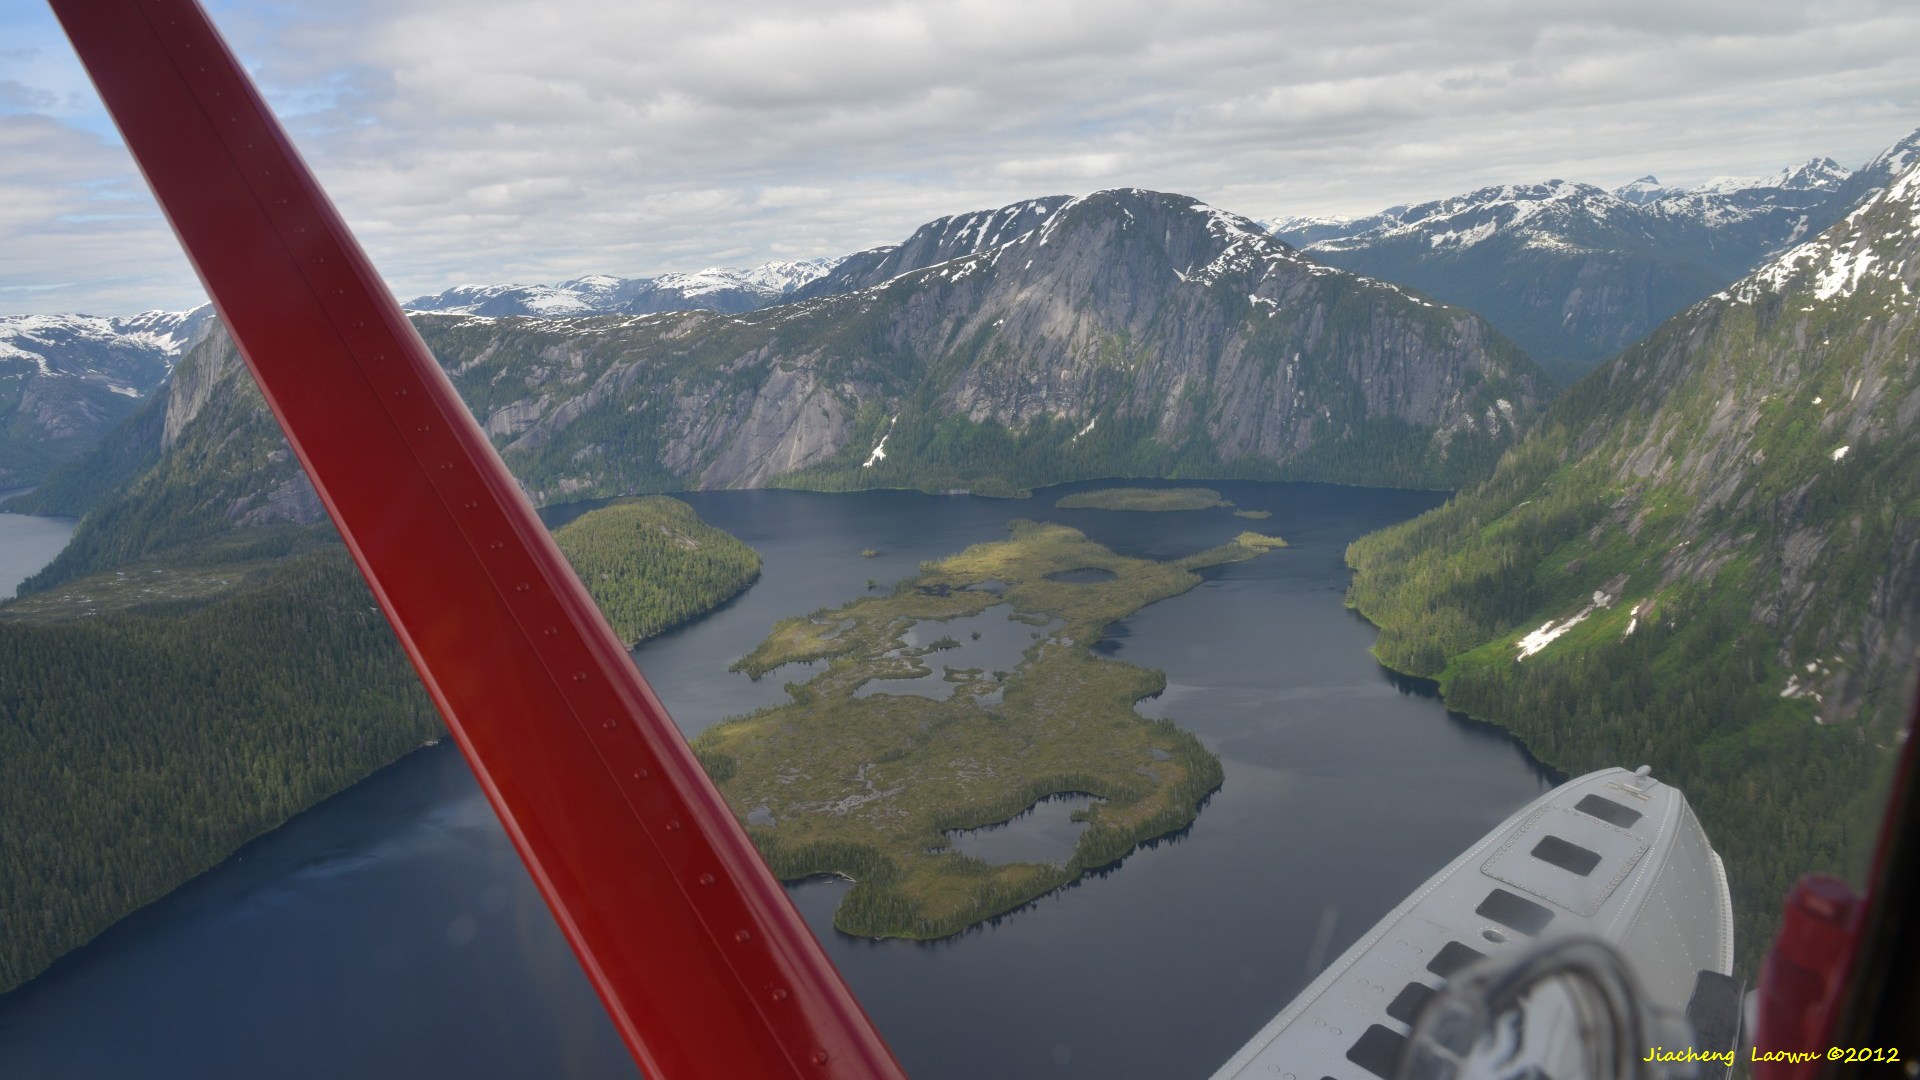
425;188;1541;503
0;306;212;487
22;186;1543;594
1274;129;1920;383
401;259;841;317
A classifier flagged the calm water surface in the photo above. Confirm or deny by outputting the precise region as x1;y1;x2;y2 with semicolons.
0;497;77;595
0;481;1556;1079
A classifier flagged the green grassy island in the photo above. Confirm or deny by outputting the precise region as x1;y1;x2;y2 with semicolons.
1232;508;1272;520
552;496;761;646
1054;487;1232;512
696;521;1287;940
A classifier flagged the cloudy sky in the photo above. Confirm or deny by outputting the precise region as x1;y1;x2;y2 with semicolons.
4;0;1917;315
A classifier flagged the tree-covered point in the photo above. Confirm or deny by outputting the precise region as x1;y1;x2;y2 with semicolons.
552;496;761;646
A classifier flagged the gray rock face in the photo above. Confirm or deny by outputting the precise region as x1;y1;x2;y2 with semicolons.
0;306;210;485
162;327;245;450
35;186;1545;587
693;363;855;488
415;189;1544;499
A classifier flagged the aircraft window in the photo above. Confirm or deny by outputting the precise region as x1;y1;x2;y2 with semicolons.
1345;1024;1408;1079
1573;793;1642;828
1475;888;1555;936
1385;981;1437;1025
1530;835;1602;876
1426;940;1486;978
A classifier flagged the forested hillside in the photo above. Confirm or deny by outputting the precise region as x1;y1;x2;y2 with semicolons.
552;497;760;646
1347;161;1920;972
0;552;438;993
0;333;766;999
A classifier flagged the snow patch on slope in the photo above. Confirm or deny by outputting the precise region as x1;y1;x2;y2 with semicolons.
1516;587;1622;660
1719;157;1920;306
862;415;898;468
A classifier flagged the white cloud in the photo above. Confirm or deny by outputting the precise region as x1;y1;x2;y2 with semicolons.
3;0;1918;314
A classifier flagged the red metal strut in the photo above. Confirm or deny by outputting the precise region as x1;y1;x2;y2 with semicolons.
47;2;907;1077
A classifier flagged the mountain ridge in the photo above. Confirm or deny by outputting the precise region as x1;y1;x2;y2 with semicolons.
1345;154;1920;972
402;258;843;318
1273;128;1920;383
23;186;1545;594
0;305;212;487
417;187;1544;504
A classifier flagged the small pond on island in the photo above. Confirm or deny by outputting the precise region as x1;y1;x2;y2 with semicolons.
946;793;1105;867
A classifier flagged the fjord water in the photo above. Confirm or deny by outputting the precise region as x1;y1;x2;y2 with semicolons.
0;481;1555;1079
0;504;76;595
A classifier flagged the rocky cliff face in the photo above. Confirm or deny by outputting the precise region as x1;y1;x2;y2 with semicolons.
789;197;1075;299
31;187;1543;587
423;188;1544;501
0;306;211;486
22;327;322;592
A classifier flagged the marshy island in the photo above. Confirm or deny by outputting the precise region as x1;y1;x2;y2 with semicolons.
694;520;1287;939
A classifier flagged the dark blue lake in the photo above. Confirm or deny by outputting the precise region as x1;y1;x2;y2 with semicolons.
0;480;1556;1079
0;500;76;596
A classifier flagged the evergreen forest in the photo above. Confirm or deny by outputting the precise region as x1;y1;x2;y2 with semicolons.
0;497;760;995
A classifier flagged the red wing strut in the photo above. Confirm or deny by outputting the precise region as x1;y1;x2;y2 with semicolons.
47;2;907;1077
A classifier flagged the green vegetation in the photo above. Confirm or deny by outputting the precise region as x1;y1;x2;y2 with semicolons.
1232;509;1272;520
1;525;336;621
5;388;166;519
1056;487;1231;512
16;340;311;597
0;499;761;995
698;522;1287;939
0;550;440;994
552;497;760;646
1230;531;1288;551
1346;249;1916;980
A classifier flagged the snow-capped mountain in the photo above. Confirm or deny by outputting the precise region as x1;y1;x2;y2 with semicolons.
404;258;843;318
1613;175;1670;206
1719;155;1920;308
1306;180;1683;255
789;197;1075;298
0;306;213;381
1271;130;1916;381
0;305;213;487
1273;179;1732;381
1632;157;1851;244
1681;156;1851;196
1817;128;1920;226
